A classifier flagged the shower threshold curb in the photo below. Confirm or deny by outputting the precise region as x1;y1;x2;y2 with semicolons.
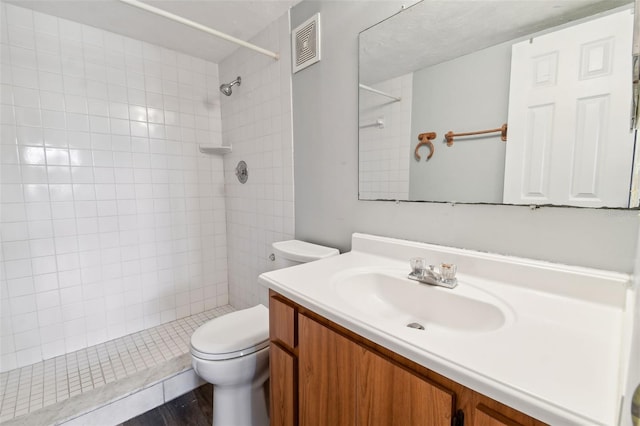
0;306;235;426
2;354;202;426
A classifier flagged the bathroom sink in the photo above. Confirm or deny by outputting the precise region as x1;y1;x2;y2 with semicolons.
332;268;512;333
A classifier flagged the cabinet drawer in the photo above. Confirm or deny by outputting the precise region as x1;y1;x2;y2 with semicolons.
269;291;296;349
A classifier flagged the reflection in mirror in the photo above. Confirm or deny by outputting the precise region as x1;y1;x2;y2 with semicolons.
358;0;638;208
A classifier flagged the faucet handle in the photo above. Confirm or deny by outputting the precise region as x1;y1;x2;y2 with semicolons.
438;263;457;281
409;257;426;277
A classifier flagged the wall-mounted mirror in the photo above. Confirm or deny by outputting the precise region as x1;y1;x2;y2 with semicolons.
358;0;639;208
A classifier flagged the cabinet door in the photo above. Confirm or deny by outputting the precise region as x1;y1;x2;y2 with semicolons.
357;349;455;426
298;314;358;425
270;343;296;426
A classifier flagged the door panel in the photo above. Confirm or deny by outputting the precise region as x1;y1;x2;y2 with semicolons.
505;9;634;207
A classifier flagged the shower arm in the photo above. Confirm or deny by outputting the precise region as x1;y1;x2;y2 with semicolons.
118;0;279;60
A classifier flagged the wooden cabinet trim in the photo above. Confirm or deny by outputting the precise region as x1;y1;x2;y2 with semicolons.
475;403;526;426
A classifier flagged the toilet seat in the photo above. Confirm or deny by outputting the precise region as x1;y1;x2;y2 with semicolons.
191;339;269;361
190;305;269;361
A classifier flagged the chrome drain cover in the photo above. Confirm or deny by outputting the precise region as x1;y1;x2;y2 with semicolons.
406;322;425;330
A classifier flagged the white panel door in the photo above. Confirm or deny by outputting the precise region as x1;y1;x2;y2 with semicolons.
504;8;635;207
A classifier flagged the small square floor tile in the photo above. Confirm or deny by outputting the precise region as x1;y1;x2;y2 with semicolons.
0;305;233;422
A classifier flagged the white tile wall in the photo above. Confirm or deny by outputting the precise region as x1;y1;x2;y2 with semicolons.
219;12;295;309
0;3;229;372
359;73;413;200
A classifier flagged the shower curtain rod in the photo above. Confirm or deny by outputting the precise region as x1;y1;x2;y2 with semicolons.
118;0;280;60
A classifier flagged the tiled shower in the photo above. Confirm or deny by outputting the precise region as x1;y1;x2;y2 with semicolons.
358;73;412;200
0;0;294;394
0;1;227;372
220;11;295;310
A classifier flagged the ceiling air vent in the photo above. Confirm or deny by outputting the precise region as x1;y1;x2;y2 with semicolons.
292;13;321;73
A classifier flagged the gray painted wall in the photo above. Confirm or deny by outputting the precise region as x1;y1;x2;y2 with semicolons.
291;1;639;273
409;42;510;203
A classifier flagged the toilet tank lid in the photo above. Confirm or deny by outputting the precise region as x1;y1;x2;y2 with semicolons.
190;305;269;355
272;240;339;263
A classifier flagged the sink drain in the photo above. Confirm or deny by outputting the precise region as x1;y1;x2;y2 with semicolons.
407;322;425;330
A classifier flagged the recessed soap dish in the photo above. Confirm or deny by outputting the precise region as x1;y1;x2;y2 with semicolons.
199;145;232;155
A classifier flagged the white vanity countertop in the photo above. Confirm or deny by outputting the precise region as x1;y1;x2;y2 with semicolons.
259;233;633;426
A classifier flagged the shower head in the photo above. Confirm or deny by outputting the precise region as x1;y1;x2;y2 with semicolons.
220;76;241;96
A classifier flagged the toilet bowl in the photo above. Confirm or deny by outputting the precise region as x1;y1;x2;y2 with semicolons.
190;240;339;426
191;305;270;426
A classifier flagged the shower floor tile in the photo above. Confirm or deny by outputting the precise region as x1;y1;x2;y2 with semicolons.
0;305;235;424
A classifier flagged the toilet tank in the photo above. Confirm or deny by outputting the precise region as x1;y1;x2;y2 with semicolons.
272;240;339;269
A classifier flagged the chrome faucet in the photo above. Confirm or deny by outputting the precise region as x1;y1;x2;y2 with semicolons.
408;260;458;289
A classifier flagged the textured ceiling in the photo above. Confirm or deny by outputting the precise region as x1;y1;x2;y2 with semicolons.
8;0;633;72
6;0;300;63
360;0;633;84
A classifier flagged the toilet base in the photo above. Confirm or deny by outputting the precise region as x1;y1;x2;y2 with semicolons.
192;346;270;426
212;379;269;426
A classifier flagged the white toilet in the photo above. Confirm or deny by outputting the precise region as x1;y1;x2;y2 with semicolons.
190;240;339;426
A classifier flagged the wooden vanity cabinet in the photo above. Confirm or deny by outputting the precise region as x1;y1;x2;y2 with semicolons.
269;290;546;426
298;313;359;424
355;336;455;426
298;313;455;426
269;294;297;426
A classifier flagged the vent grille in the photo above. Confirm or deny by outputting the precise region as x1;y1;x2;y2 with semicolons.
296;21;317;65
292;13;321;73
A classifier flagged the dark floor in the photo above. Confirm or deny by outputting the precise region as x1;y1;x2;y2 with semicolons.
120;384;214;426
